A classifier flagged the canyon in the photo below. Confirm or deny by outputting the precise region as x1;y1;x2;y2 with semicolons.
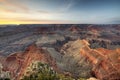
0;24;120;80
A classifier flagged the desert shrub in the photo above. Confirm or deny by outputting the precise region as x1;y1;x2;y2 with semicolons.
21;62;87;80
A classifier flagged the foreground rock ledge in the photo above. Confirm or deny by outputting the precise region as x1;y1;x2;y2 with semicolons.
0;44;57;80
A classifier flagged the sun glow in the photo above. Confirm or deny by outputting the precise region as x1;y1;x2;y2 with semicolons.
0;20;59;25
0;20;26;25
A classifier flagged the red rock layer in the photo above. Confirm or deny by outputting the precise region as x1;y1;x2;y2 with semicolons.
68;25;81;33
0;44;57;80
80;45;120;80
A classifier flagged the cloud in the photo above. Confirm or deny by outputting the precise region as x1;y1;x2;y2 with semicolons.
0;13;77;24
59;0;74;12
110;17;120;24
0;7;17;13
37;10;50;14
0;0;29;13
37;10;65;15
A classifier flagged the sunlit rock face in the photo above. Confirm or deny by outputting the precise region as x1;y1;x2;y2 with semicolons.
59;39;92;78
59;39;120;80
80;42;120;80
87;77;99;80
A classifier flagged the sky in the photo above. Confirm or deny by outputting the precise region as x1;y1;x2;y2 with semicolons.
0;0;120;24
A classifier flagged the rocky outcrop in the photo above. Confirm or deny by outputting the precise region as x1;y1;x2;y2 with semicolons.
87;77;99;80
0;44;57;80
60;39;120;80
88;39;120;49
68;25;81;33
80;40;120;80
60;40;92;78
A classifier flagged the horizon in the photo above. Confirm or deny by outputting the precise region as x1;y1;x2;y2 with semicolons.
0;0;120;24
0;23;120;26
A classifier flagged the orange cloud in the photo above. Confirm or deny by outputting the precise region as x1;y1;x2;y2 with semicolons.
0;0;29;13
0;7;17;13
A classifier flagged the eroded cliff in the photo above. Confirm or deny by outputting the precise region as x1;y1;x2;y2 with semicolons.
0;44;57;80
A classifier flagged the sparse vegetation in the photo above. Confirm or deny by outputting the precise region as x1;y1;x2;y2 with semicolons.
21;62;87;80
0;63;11;80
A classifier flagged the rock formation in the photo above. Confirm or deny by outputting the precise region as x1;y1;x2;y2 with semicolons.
68;25;81;33
0;44;57;80
80;41;120;80
59;40;92;78
60;39;120;80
